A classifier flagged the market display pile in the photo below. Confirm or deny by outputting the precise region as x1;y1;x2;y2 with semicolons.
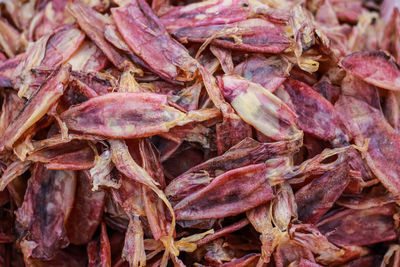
0;0;400;266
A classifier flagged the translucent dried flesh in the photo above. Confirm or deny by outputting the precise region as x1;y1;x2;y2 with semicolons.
60;92;219;139
283;78;340;140
172;18;290;53
341;51;400;91
0;0;399;266
111;0;198;82
220;75;302;141
317;204;397;246
15;164;76;260
174;163;274;220
295;161;349;224
1;64;70;150
68;1;126;69
336;96;400;196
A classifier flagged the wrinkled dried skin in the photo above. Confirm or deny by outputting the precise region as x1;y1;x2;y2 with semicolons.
111;0;198;82
289;224;369;265
283;146;351;184
247;203;279;264
66;171;105;245
321;22;351;58
341;51;400;91
12;36;49;97
90;151;120;193
40;25;85;68
233;55;287;92
157;123;209;157
336;96;400;196
67;41;108;72
68;1;127;69
216;116;252;155
14;25;83;99
28;140;95;170
317;204;397;246
283;78;340;140
295;161;349;224
136;139;170;240
166;171;212;203
166;137;300;200
0;64;70;151
122;215;146;267
287;5;324;73
71;70;116;95
210;45;234;74
10;116;58;161
1;1;31;30
0;160;31;191
61;92;185;138
110;139;176;249
110;173;142;216
220;75;302;141
142;186;170;240
173;83;202;111
118;64;144;94
0;90;25;137
160;0;252;31
198;64;235;117
174;163;274;220
60;79;99;110
200;55;220;76
202;238;235;264
31;133;104;152
62;92;219;138
16;164;76;260
345;147;376;193
162;123;213;151
173;18;289;53
137;139;165;187
0;0;399;264
274;236;315;267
